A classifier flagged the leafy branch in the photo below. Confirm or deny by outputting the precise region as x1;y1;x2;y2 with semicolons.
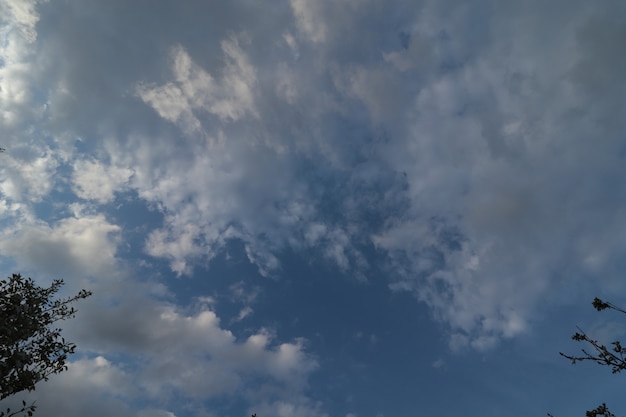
0;400;36;417
0;274;91;416
556;297;626;417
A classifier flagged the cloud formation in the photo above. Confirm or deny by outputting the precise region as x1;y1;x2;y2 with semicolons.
2;0;626;415
4;0;626;344
122;0;626;349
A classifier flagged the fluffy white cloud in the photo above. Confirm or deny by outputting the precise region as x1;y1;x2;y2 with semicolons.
57;283;319;414
137;36;258;130
0;355;174;417
0;0;41;130
0;213;120;278
0;0;40;40
72;158;133;203
0;148;60;203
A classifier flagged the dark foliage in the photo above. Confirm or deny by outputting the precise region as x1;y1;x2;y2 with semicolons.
584;403;616;417
0;400;36;417
0;274;91;415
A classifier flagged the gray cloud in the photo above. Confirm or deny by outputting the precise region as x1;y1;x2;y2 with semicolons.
1;0;625;403
65;287;319;412
0;212;121;278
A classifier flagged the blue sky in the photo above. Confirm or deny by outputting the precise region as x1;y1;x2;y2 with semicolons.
1;0;626;416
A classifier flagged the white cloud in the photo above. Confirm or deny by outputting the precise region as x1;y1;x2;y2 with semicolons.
137;36;257;130
72;158;133;203
233;306;254;322
64;356;131;395
0;148;60;202
0;0;47;140
0;213;121;278
0;355;175;417
60;284;319;412
0;0;41;42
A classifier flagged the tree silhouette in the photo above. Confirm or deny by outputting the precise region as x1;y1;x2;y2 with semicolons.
555;298;626;417
0;274;92;416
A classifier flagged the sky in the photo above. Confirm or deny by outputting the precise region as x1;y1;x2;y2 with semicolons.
1;0;626;416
